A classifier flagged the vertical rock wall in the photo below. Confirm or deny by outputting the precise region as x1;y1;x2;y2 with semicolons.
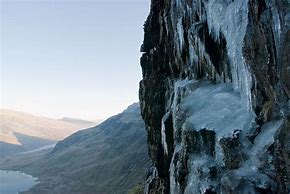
139;0;290;193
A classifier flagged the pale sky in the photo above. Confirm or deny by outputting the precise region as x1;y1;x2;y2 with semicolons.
0;0;150;120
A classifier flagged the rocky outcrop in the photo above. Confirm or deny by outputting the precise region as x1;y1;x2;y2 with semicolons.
139;0;290;193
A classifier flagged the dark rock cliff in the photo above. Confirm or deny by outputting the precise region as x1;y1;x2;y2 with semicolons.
139;0;290;193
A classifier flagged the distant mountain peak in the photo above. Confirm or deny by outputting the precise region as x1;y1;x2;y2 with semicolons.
0;109;96;156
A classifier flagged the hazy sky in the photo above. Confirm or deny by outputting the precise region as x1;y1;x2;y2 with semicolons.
1;0;150;120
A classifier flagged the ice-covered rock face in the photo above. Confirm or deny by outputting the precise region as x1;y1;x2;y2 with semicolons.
139;0;290;193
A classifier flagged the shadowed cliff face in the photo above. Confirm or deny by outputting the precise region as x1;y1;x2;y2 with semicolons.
139;0;290;193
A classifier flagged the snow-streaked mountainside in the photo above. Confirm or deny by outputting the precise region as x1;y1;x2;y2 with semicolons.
59;117;98;126
139;0;289;193
0;103;150;194
0;109;96;155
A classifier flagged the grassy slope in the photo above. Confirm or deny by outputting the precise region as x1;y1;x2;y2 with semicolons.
1;104;150;194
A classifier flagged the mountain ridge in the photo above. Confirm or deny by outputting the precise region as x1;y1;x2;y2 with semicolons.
0;103;150;194
0;109;97;156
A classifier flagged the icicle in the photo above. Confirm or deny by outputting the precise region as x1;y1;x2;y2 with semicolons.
212;64;215;80
170;144;182;194
177;18;184;51
221;72;225;83
204;0;253;110
161;112;171;155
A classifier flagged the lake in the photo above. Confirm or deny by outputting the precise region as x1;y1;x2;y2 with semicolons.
0;170;38;194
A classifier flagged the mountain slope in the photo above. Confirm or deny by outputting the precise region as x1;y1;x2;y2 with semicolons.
0;109;96;155
59;117;98;126
2;103;150;194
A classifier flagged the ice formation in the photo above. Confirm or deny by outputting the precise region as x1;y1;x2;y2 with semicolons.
140;0;290;193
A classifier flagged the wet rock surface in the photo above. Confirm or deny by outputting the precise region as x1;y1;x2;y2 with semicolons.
139;0;290;193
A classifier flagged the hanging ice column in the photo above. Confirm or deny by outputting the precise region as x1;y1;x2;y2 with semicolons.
205;0;253;110
161;112;171;155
